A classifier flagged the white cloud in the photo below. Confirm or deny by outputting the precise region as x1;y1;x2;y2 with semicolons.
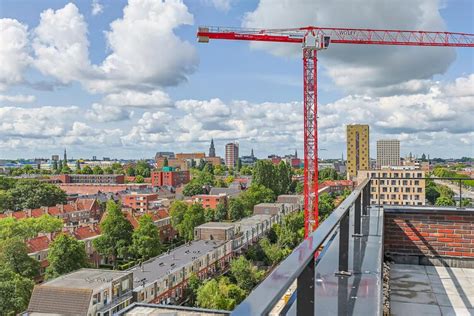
0;94;36;103
91;0;104;16
86;103;132;122
102;89;172;108
242;0;456;95
119;74;473;157
30;1;198;93
0;19;30;90
90;0;198;92
33;3;96;84
0;106;78;138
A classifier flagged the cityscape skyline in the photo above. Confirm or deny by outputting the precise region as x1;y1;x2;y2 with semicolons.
0;0;472;159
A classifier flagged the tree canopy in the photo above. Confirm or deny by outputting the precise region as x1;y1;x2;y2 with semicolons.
0;179;67;212
170;201;205;241
93;200;133;267
46;233;89;280
252;161;292;196
131;214;162;261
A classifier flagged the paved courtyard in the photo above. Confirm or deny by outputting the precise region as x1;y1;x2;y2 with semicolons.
390;263;474;316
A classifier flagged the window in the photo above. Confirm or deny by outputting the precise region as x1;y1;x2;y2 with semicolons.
414;180;419;185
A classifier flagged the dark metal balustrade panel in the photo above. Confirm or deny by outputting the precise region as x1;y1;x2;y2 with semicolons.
231;179;371;316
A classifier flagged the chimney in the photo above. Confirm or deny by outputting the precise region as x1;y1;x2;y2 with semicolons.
59;204;64;213
42;206;49;215
26;209;32;217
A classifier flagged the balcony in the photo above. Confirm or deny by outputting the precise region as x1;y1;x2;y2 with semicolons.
231;178;474;316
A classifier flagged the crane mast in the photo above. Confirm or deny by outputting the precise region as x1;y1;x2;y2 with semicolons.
197;26;474;237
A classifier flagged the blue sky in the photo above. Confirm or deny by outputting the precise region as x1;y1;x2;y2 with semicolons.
0;0;472;160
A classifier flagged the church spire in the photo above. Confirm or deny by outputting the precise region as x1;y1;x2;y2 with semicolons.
209;139;216;157
63;148;67;162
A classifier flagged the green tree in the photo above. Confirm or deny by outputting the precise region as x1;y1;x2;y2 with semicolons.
252;160;276;192
240;166;253;176
228;198;246;221
75;160;81;172
46;234;88;280
196;277;245;310
319;193;335;221
240;184;275;216
0;266;35;316
92;166;104;175
58;160;63;171
184;273;202;306
214;178;227;188
163;157;169;167
104;166;114;174
93;200;133;268
180;204;205;241
169;201;188;229
229;256;263;292
435;196;455;206
214;202;228;221
126;166;136;176
135;175;145;183
7;180;66;211
0;190;14;212
183;182;205;196
426;185;440;204
319;168;339;180
131;214;162;261
204;208;214;222
259;237;289;266
295;181;304;194
276;161;292;195
135;160;151;177
0;216;62;241
81;165;93;174
0;238;40;278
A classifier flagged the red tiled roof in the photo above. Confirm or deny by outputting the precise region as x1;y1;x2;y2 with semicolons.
27;236;51;253
124;211;139;229
73;226;101;240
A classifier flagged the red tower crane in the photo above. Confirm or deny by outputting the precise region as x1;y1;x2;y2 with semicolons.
197;26;474;237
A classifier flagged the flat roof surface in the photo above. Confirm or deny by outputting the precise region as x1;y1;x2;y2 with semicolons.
254;203;283;207
390;264;474;315
129;240;225;288
196;222;236;229
42;269;130;290
122;304;229;315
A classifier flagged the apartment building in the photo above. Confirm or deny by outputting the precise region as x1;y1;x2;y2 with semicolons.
192;193;227;209
346;124;370;179
54;174;125;184
357;169;426;206
151;170;190;187
377;139;400;168
225;142;239;168
122;193;159;212
27;269;134;316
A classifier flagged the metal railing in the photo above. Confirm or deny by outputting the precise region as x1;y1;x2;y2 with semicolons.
231;178;371;316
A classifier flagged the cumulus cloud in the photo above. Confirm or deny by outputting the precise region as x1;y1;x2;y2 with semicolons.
30;0;198;93
33;3;96;84
85;103;132;122
118;74;473;157
0;19;30;90
102;90;172;108
243;0;456;95
91;0;104;16
0;94;36;103
0;106;78;138
89;0;198;92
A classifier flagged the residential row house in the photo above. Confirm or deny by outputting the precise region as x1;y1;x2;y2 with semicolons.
0;198;102;226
